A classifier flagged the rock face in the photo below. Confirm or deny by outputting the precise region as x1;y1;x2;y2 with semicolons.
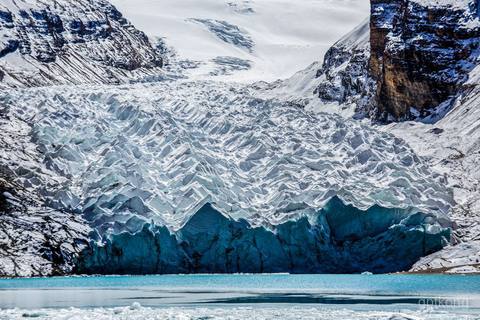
0;174;90;277
369;0;480;122
0;0;163;87
315;20;373;111
77;201;450;275
316;0;480;122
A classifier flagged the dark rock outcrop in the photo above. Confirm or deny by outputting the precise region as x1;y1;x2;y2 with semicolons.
0;173;90;277
0;0;163;87
77;200;450;275
315;20;373;111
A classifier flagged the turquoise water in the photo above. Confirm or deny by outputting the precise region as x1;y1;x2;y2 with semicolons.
0;274;479;319
1;274;480;294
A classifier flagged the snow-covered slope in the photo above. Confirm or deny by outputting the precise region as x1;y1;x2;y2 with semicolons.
0;104;90;276
0;0;163;87
388;72;480;274
110;0;370;82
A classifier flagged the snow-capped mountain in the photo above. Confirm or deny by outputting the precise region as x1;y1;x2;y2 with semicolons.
1;0;478;276
0;0;163;87
315;0;480;121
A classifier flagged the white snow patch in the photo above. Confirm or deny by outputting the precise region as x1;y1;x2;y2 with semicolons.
110;0;370;82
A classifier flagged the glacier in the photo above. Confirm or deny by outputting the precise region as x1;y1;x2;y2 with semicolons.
0;78;453;275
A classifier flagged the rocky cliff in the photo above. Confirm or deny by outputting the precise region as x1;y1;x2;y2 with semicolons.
370;0;480;121
316;0;480;123
315;20;372;113
0;0;163;87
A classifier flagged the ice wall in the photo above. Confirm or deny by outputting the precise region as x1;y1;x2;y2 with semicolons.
78;199;450;274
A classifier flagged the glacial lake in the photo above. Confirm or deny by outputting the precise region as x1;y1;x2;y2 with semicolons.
0;274;479;319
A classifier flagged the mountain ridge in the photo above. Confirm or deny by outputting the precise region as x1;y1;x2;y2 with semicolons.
0;0;164;88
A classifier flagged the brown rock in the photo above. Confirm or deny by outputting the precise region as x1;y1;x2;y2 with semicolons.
369;0;480;122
